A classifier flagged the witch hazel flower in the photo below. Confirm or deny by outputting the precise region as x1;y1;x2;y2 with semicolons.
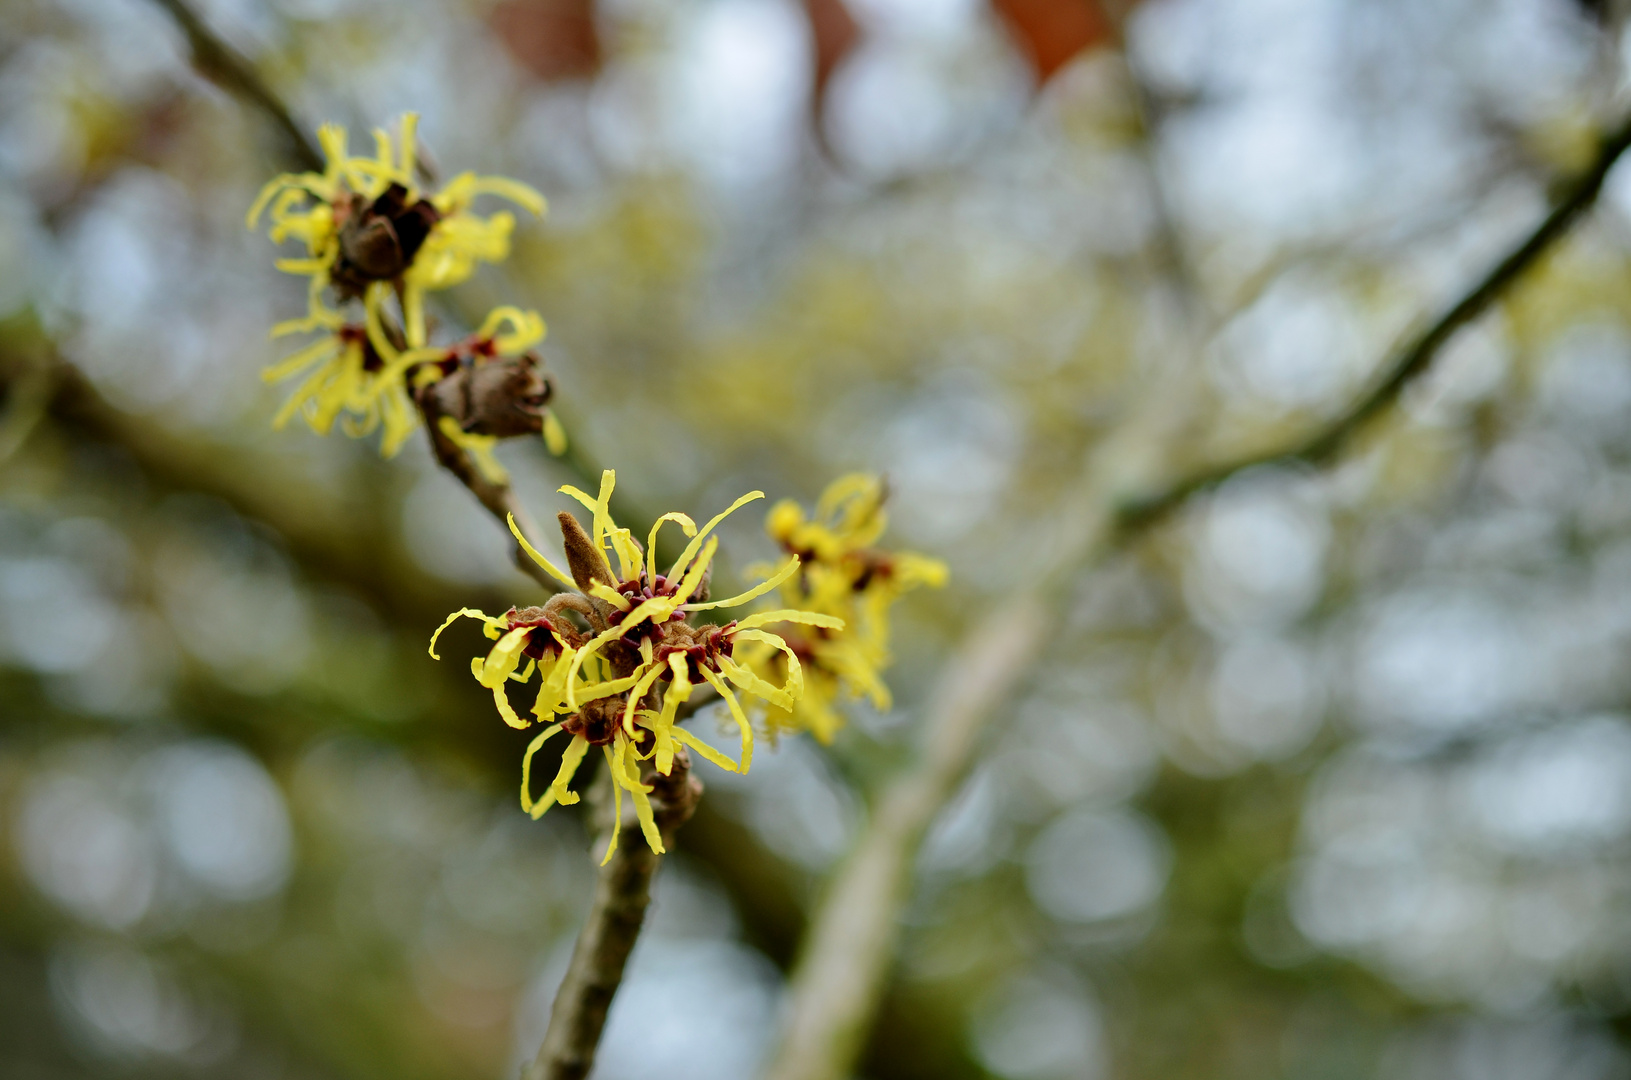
747;474;946;742
431;470;840;861
248;114;550;456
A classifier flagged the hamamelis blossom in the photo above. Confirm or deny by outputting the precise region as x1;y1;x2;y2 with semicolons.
262;303;563;460
511;470;843;771
247;113;544;349
430;603;668;857
430;470;841;861
747;474;946;742
260;315;419;455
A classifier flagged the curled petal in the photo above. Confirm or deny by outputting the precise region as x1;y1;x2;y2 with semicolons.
429;607;501;659
686;555;800;612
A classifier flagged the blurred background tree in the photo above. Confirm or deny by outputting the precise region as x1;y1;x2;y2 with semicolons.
6;0;1631;1078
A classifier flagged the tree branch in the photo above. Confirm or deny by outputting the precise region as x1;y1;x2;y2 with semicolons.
522;749;703;1080
765;105;1631;1080
765;598;1047;1080
145;0;323;172
1118;106;1631;529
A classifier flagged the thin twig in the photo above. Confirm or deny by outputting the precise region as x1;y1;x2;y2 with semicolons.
764;104;1631;1080
145;0;323;172
416;378;564;594
1118;107;1631;529
523;749;703;1080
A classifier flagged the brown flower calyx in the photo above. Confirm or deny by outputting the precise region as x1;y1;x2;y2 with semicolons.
503;606;581;658
844;550;897;593
654;619;737;681
419;351;555;439
562;696;653;748
334;324;389;373
331;183;440;298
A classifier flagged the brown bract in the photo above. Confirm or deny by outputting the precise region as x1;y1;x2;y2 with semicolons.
419;352;555;439
334;324;388;373
561;696;637;747
654;620;736;683
331;182;440;298
505;605;581;659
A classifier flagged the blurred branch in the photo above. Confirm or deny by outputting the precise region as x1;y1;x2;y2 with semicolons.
1118;105;1631;529
767;598;1048;1080
0;351;55;465
1100;2;1208;329
523;751;703;1080
766;104;1631;1080
30;355;472;622
144;0;323;172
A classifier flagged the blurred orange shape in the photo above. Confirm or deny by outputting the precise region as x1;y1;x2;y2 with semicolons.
489;0;602;82
805;0;861;100
992;0;1117;83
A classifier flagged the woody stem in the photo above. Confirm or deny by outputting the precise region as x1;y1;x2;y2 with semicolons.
414;382;562;593
522;748;703;1080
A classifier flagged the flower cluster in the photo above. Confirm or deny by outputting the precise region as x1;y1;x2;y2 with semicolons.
746;474;947;742
248;114;564;458
253;121;951;866
431;470;842;861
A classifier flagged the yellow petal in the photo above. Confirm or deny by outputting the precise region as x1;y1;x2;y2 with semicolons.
507;514;578;589
588;583;633;611
543;411;568;456
428;607;498;659
619;748;664;855
547;735;591;812
673;536;717;605
520;723;566;814
686;555;801;612
699;668;754;773
719;653;795;711
600;744;624;866
622;662;667;736
673;726;739;773
645;512;699;586
669;490;764;581
399;112;419;182
735;608;845;632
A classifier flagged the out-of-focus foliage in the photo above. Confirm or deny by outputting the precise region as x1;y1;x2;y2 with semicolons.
5;1;1631;1079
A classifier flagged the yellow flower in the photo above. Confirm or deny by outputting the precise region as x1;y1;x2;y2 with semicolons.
749;474;946;742
429;603;661;859
430;470;841;861
247;113;544;349
264;303;557;460
260;310;418;456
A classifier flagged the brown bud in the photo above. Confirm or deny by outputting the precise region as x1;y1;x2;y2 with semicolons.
559;511;615;590
331;183;440;298
421;353;554;439
561;696;625;746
